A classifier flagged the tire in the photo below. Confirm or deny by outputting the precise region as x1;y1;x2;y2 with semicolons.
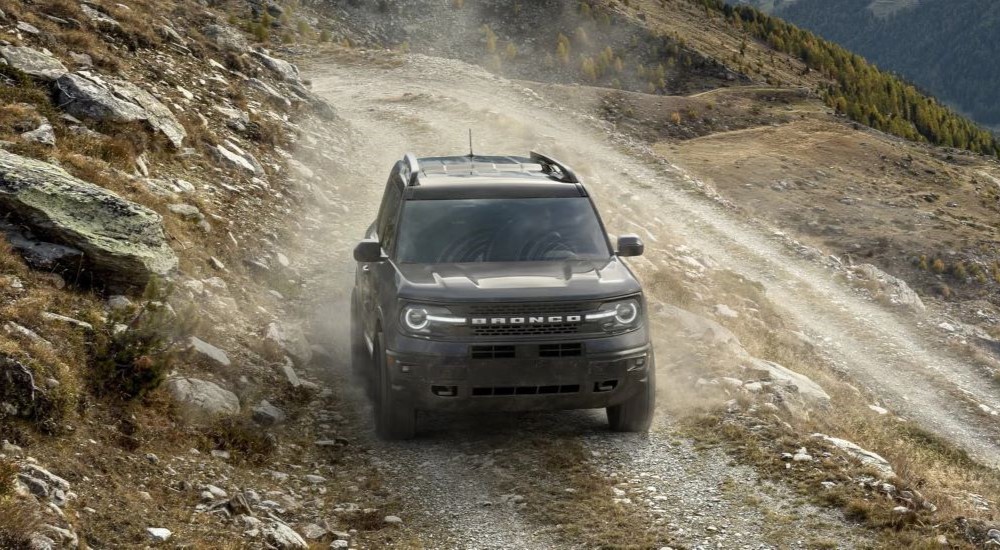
350;291;369;380
607;356;656;433
373;333;417;440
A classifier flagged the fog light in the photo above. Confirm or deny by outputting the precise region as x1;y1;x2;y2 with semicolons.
628;355;648;372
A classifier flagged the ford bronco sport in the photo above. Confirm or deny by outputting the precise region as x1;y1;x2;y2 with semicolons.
351;152;655;439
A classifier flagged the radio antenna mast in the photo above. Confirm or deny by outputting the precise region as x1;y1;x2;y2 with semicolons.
468;129;474;157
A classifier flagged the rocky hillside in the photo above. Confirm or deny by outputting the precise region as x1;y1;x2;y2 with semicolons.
2;0;1000;548
732;0;1000;130
0;1;409;548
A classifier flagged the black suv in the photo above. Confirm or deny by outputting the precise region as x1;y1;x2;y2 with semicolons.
351;152;654;439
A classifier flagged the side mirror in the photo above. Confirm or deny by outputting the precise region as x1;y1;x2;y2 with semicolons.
616;234;644;257
353;239;385;263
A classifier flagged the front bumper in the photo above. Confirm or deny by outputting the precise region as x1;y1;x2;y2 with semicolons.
383;329;653;412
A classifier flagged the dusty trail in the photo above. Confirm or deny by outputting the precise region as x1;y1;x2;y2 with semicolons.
296;52;998;546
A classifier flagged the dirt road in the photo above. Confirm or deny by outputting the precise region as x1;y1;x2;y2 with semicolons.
294;51;999;547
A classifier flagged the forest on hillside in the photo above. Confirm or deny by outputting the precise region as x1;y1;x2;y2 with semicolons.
734;0;1000;131
698;0;1000;158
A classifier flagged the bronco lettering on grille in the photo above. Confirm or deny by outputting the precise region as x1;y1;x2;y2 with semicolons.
470;315;583;326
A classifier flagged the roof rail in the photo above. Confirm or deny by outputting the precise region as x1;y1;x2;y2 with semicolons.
529;151;580;183
403;153;421;186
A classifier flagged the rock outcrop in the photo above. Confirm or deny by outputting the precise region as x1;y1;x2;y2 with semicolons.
54;71;187;148
264;321;313;366
746;357;831;406
166;377;239;420
851;264;925;314
0;45;68;81
0;355;41;419
813;433;896;478
658;304;745;356
252;50;300;82
0;149;178;288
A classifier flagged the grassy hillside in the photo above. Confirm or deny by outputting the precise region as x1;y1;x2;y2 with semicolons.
704;0;1000;157
733;0;1000;130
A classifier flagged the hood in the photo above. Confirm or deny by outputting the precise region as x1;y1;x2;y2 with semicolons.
395;259;642;302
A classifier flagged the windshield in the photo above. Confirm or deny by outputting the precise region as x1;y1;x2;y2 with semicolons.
395;197;611;263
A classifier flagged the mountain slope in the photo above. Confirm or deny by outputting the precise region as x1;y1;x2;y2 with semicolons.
733;0;1000;130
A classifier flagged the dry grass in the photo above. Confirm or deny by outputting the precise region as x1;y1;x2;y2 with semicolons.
246;114;291;148
0;103;43;138
0;499;37;550
493;436;675;548
177;113;219;148
0;461;17;498
643;262;1000;546
200;416;277;464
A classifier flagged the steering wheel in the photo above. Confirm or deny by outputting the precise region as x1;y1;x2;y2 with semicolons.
519;231;578;261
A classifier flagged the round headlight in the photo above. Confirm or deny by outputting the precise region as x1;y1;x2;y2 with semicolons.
404;307;429;331
615;301;638;325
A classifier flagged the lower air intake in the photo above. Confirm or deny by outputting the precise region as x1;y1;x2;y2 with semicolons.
471;384;580;397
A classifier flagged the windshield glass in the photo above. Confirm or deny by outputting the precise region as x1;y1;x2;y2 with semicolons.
395;197;611;263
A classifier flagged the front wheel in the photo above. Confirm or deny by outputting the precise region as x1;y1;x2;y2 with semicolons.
373;333;416;440
607;356;656;433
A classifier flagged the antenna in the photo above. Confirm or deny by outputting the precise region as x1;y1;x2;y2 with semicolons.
468;129;474;157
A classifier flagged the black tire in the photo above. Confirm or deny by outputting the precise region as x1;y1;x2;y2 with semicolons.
607;357;656;433
350;292;369;380
373;333;417;440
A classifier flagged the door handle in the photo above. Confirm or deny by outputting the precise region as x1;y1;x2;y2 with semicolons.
362;264;371;273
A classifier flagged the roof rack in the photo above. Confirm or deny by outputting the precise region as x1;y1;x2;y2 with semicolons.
529;151;580;183
401;152;581;186
403;152;421;186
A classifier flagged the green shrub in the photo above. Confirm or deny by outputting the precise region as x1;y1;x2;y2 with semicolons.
90;281;196;400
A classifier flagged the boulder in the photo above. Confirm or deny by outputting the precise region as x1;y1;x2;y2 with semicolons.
261;521;307;550
16;21;40;35
21;464;70;492
0;149;177;289
0;223;84;272
0;46;68;81
166;377;239;420
813;433;895;478
658;305;746;356
214;144;256;174
0;355;42;418
168;203;202;221
851;264;925;314
54;71;187;148
224;140;264;173
279;359;301;388
188;337;231;367
746;357;830;406
79;4;120;27
247;78;291;109
251;51;300;82
21;121;56;146
252;399;285;425
264;322;313;366
146;528;171;542
202;24;248;51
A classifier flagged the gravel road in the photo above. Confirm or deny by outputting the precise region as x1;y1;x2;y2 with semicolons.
293;51;998;547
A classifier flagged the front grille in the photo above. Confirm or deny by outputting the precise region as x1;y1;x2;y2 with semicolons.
471;345;516;359
472;323;580;337
539;343;583;357
472;384;580;397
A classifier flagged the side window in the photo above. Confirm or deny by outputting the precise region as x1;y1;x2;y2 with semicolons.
376;162;404;254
